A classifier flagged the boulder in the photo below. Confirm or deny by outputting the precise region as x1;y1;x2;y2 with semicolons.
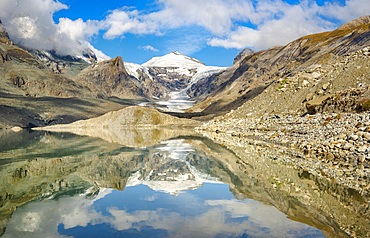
306;95;332;114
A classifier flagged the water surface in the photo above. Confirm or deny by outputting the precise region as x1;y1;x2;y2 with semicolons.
0;129;368;237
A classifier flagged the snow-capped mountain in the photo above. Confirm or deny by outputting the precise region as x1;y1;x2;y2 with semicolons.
124;51;225;111
142;51;205;68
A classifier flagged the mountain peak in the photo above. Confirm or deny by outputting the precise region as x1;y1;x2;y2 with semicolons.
234;48;254;64
142;51;205;68
337;15;370;30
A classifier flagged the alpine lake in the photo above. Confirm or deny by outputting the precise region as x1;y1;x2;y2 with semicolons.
0;127;368;238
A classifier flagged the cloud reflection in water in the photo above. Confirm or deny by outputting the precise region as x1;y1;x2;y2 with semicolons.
3;183;324;238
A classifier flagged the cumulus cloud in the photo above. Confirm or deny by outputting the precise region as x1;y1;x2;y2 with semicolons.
208;0;370;50
140;45;159;52
0;0;102;56
101;0;370;51
1;0;369;58
101;0;255;38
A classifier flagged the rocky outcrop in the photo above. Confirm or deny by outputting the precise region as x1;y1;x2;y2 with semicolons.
233;48;254;64
0;105;40;128
0;21;13;45
74;57;150;99
0;49;10;63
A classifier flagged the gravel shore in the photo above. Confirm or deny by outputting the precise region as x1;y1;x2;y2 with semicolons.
196;112;370;195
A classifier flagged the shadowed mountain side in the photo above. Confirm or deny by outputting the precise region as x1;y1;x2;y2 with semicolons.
187;15;370;117
0;92;145;129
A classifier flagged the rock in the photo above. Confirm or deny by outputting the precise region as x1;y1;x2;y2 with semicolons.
305;93;314;101
306;95;332;114
343;143;353;150
357;145;368;153
312;72;321;78
338;134;347;140
302;80;309;87
10;126;23;132
326;153;335;160
322;83;330;90
363;132;370;141
350;134;359;141
233;48;255;64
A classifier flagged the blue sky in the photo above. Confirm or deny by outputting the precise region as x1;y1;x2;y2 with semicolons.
0;0;368;67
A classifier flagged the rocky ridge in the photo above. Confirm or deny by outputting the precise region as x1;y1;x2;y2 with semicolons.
188;15;370;117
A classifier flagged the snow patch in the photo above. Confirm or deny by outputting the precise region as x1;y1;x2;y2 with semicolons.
124;62;152;80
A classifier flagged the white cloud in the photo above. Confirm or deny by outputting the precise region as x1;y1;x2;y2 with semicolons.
0;0;102;56
3;186;322;238
101;0;370;51
1;0;369;58
103;10;158;39
140;45;159;52
208;0;370;50
86;42;111;62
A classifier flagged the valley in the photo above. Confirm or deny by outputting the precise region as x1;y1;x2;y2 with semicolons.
0;14;369;237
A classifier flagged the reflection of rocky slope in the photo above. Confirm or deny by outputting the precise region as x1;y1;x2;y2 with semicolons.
195;131;369;237
188;15;370;117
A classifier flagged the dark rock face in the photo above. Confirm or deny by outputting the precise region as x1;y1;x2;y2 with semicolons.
0;48;11;63
0;105;41;128
148;67;193;91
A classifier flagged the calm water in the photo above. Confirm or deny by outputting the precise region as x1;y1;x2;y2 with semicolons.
0;129;368;237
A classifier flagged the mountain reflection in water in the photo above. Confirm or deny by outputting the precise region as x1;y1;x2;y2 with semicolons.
0;129;368;237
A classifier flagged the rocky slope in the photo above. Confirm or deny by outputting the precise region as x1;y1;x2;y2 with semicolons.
33;105;196;131
0;26;95;98
0;20;226;128
74;57;150;99
188;15;370;117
